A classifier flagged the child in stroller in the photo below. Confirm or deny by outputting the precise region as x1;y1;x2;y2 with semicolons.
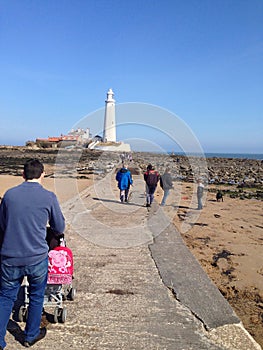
18;227;76;324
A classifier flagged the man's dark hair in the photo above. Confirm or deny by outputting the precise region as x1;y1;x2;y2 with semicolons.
24;159;44;180
147;164;153;171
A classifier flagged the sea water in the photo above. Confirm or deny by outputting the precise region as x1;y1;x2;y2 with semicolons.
168;152;263;161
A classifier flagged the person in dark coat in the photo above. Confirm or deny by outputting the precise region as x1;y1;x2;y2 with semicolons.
143;164;160;207
160;168;173;206
116;164;133;202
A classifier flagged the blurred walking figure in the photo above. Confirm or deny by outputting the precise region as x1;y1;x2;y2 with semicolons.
128;153;133;162
160;168;173;206
197;178;205;210
116;164;133;203
120;153;125;165
144;164;160;207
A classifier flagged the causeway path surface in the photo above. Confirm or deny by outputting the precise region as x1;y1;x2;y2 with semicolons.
5;171;261;349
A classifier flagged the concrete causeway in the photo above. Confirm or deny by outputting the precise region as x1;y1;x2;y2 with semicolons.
5;171;261;349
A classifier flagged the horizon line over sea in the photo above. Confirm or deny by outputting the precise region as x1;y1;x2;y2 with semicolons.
0;144;262;161
166;151;263;160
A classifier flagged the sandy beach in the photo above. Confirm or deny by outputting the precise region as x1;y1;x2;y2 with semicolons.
0;175;92;204
0;149;262;347
152;183;263;346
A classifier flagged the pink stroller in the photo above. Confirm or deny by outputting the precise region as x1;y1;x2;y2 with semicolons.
18;238;76;324
44;240;76;323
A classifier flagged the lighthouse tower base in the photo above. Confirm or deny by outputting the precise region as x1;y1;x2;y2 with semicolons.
88;141;131;152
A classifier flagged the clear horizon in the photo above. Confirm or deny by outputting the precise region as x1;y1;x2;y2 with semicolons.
0;144;262;159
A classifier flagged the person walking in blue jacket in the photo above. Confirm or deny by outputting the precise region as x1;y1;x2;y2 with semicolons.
0;159;65;349
116;164;133;203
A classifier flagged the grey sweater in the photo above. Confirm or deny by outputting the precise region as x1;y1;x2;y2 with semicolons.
0;181;65;266
160;173;173;190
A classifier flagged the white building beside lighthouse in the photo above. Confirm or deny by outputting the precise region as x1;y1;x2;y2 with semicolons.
103;88;116;142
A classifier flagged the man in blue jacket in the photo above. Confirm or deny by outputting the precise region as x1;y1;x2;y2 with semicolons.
0;159;65;349
116;164;133;203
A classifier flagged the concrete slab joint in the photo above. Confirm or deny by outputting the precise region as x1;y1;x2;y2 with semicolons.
148;225;262;350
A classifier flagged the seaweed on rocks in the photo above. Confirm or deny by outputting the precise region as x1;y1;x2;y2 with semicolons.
211;249;234;267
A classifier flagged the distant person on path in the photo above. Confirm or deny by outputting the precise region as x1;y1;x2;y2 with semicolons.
144;164;160;207
116;164;133;203
128;153;133;162
160;168;174;206
0;159;65;349
197;178;205;210
120;153;125;165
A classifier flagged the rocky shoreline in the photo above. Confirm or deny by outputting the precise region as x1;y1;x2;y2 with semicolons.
0;146;262;200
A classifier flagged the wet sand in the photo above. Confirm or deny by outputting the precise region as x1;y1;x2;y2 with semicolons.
154;183;263;347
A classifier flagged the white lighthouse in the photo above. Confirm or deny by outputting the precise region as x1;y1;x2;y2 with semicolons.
88;89;131;152
103;88;116;142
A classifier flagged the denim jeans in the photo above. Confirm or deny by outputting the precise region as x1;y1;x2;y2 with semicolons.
0;257;48;348
120;188;130;202
146;185;156;204
161;189;170;206
197;195;203;209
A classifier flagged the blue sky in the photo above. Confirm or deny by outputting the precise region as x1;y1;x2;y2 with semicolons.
0;0;262;153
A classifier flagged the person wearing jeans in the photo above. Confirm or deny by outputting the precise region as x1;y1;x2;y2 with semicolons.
197;179;205;210
116;164;133;203
160;168;173;206
144;164;160;207
0;159;65;349
0;258;48;347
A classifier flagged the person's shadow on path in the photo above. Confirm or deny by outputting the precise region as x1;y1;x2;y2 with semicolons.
8;285;56;347
7;285;27;346
92;197;143;208
7;319;24;346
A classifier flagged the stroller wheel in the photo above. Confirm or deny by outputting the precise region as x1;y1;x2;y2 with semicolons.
54;306;67;323
54;306;59;323
18;306;28;322
68;287;76;301
61;306;67;323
